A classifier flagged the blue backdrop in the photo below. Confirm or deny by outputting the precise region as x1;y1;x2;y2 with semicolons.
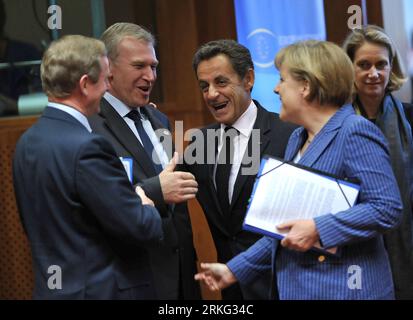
234;0;326;113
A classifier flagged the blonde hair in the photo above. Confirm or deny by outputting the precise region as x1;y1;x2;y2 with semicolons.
101;23;155;62
275;40;354;106
41;35;106;98
342;25;407;92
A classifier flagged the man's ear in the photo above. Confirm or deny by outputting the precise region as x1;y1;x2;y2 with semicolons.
79;74;89;96
243;68;255;91
107;60;114;82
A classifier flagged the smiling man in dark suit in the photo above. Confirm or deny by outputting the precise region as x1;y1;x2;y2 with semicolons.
183;39;296;299
13;35;163;299
88;23;200;300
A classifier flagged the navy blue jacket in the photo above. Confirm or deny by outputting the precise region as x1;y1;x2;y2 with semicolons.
13;107;163;299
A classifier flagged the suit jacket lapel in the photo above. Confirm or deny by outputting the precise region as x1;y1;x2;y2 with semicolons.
288;105;354;167
284;127;305;161
141;106;174;160
99;100;157;176
230;104;270;210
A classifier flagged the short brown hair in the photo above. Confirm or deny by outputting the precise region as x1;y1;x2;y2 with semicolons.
342;25;407;92
275;40;354;106
101;23;155;62
41;35;106;98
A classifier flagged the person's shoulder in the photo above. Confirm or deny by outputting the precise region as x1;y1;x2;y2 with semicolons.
59;123;100;150
184;123;218;148
145;104;168;122
87;130;114;146
342;111;377;133
340;112;388;148
43;112;106;148
254;100;283;121
75;132;118;161
254;101;298;132
402;102;413;124
402;102;413;109
88;111;105;128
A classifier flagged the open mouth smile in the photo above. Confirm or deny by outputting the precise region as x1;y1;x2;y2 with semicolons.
211;101;229;111
137;86;151;93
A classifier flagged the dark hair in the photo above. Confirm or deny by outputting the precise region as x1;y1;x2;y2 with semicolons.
192;39;254;80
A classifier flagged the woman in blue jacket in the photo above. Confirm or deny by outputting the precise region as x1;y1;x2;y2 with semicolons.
195;40;402;300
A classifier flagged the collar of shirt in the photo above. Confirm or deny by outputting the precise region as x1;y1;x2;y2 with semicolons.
220;100;257;138
103;92;168;168
215;100;258;203
104;91;136;118
47;102;92;132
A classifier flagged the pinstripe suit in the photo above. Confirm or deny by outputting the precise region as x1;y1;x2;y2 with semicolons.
227;104;403;300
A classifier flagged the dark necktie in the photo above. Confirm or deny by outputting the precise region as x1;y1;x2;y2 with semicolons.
126;109;163;174
215;126;239;215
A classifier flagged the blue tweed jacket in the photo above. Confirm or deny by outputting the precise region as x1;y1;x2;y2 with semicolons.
228;104;403;300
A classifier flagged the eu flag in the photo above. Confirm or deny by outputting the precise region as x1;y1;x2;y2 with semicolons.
234;0;326;113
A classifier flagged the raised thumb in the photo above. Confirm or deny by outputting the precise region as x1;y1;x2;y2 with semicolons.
165;151;178;172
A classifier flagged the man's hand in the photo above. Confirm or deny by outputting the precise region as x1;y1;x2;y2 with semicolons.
278;219;319;252
194;262;237;291
159;152;198;204
135;186;154;206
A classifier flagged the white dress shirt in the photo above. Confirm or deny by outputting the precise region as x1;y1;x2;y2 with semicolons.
293;151;302;163
48;102;92;133
214;100;258;203
103;92;169;168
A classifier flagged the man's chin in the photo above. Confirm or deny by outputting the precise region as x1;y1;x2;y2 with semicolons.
131;98;150;107
213;115;233;126
210;112;224;123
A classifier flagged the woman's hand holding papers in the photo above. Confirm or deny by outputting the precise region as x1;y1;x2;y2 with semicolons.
278;219;320;252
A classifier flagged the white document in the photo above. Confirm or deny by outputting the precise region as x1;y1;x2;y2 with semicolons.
243;156;360;254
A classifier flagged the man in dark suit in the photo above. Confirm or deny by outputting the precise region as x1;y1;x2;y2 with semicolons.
183;39;296;299
88;23;201;300
13;35;164;299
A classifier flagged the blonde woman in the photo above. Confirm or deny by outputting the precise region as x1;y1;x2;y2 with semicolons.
195;40;402;300
343;25;413;299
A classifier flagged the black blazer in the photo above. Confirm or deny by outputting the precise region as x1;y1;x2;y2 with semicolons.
88;98;200;299
13;107;164;299
183;100;297;299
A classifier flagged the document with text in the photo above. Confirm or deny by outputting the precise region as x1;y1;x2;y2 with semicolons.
243;156;360;255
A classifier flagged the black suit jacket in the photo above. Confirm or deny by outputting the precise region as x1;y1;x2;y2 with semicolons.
403;102;413;134
88;98;200;299
183;101;296;299
13;107;164;299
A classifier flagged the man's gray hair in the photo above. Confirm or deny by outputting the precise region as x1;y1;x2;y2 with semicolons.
101;22;155;61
